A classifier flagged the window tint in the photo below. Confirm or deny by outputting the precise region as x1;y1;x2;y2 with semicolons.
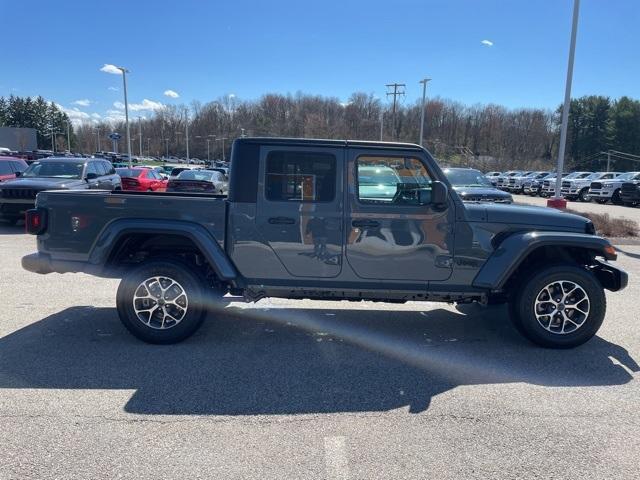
103;161;116;175
356;156;432;205
86;162;100;176
11;161;27;173
0;162;13;175
96;161;108;176
265;151;336;202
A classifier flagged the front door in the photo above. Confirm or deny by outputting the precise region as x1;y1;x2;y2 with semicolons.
345;149;455;282
255;146;344;278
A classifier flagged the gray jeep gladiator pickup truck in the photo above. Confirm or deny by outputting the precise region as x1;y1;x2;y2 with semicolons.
22;138;627;348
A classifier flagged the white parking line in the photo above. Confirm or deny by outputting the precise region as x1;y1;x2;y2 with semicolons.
324;436;349;480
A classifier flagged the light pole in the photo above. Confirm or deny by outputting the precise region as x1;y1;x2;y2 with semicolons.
115;66;133;168
207;134;215;162
96;127;101;152
164;138;169;159
184;108;190;162
138;117;143;157
418;78;431;147
216;137;228;162
66;121;71;152
549;0;580;209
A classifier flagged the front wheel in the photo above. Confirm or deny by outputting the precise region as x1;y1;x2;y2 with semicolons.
612;189;623;205
116;259;207;344
509;264;605;348
578;188;590;202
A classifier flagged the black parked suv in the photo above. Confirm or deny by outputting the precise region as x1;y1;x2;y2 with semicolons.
620;174;640;206
0;157;121;224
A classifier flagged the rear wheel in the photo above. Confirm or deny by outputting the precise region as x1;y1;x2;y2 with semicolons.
116;259;207;344
509;264;605;348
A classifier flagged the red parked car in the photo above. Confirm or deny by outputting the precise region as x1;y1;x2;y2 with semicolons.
116;167;168;192
0;156;29;182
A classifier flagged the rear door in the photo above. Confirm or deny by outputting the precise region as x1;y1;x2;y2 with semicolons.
255;146;343;278
345;149;455;282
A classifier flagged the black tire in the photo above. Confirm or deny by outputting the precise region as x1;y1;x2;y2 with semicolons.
509;264;606;348
116;259;207;344
578;188;590;202
612;189;623;205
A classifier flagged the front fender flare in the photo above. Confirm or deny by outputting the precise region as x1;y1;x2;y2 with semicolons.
472;231;616;290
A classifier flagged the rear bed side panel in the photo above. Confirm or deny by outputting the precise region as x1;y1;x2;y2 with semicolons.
36;190;227;261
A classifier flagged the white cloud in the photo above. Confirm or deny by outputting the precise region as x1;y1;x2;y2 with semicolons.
91;113;102;119
100;64;122;75
163;89;179;98
113;99;164;112
108;86;119;91
105;109;126;123
228;93;236;98
72;99;92;107
481;39;494;47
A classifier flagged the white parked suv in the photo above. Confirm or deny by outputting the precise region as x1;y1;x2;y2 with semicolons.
589;171;640;204
561;171;621;202
507;171;549;193
541;171;591;197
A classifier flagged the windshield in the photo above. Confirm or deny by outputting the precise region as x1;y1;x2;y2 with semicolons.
444;169;492;187
21;161;84;179
116;168;143;178
616;172;640;181
177;170;215;181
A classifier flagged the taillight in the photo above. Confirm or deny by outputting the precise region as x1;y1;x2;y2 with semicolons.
25;208;47;235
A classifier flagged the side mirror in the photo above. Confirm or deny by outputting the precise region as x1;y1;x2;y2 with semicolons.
15;171;22;177
85;172;98;181
431;181;448;206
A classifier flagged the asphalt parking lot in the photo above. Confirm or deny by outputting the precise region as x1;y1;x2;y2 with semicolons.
1;222;639;479
515;193;640;223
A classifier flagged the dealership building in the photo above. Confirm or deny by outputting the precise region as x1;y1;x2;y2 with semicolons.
0;126;37;151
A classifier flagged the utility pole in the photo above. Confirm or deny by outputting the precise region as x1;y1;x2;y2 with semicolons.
96;127;101;152
418;78;431;147
606;150;611;172
550;0;580;209
379;110;384;141
164;138;169;158
138;117;143;156
386;83;405;141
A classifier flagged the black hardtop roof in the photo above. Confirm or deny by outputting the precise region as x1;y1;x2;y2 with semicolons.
234;137;424;151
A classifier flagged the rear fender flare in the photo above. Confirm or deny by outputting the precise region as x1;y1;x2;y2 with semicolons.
89;218;238;281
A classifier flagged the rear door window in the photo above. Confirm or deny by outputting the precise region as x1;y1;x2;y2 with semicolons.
265;151;336;202
0;162;13;175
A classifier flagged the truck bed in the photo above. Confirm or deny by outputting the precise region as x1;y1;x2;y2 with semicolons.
33;189;227;267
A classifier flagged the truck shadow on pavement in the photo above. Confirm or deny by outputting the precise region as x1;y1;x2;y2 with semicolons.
0;304;637;416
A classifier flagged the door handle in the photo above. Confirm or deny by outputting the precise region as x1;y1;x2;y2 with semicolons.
268;216;296;225
352;219;380;228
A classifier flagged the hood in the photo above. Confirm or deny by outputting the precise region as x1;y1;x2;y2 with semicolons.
453;186;512;200
0;177;85;190
464;203;591;232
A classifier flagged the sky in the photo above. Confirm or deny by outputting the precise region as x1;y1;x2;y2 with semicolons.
1;0;639;124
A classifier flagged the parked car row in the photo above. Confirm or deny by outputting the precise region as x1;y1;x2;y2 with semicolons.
484;169;640;207
0;157;230;224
